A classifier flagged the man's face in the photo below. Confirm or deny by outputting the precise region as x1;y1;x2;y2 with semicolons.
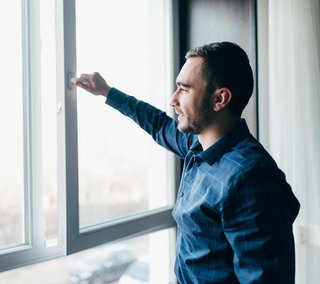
170;57;214;134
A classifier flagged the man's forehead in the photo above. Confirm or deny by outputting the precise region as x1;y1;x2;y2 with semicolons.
176;57;204;83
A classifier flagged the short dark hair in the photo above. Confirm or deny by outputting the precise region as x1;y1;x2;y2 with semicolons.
186;42;254;117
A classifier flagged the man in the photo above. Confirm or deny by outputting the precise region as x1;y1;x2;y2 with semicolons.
75;42;300;283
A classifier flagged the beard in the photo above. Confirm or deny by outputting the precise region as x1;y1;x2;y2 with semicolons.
177;91;214;134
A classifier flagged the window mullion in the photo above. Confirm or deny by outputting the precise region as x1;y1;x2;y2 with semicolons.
22;0;45;251
55;0;79;255
27;0;46;251
21;0;32;249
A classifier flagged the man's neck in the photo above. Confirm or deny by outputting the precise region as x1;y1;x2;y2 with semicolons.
198;117;240;151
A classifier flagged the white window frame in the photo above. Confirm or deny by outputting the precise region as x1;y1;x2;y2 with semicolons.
0;0;179;273
0;0;62;272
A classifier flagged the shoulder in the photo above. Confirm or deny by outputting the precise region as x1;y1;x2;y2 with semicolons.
198;135;282;191
221;135;280;178
216;135;290;200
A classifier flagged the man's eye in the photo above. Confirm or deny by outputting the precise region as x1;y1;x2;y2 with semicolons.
181;88;188;93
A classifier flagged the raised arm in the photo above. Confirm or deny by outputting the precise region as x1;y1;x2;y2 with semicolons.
73;72;195;159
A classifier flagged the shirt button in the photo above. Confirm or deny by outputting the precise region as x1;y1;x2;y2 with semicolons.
180;192;184;197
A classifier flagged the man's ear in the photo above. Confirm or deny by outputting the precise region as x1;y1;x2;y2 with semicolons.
212;88;232;112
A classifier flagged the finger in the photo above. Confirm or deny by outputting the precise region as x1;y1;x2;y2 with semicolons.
77;81;93;90
71;77;86;85
74;75;93;87
81;73;98;88
80;73;92;80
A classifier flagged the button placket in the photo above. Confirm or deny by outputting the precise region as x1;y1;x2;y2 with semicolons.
194;156;201;167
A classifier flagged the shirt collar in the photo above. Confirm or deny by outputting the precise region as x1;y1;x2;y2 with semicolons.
190;119;251;166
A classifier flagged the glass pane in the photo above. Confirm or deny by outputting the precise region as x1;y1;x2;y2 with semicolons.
0;1;24;249
76;0;172;228
0;229;175;283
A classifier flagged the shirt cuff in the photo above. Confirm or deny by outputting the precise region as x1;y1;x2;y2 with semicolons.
105;87;129;109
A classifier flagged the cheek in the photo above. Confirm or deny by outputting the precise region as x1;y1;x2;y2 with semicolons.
180;95;197;113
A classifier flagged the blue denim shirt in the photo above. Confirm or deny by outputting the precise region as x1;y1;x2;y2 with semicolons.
106;88;300;284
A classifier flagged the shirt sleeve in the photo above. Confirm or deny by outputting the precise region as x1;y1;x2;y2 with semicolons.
221;167;300;284
105;87;195;159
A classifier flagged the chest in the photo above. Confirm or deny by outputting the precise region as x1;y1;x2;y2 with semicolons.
172;156;227;238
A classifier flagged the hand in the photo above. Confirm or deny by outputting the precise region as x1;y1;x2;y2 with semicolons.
73;72;111;98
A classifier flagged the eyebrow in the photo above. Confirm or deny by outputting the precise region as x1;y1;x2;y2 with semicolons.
176;81;192;88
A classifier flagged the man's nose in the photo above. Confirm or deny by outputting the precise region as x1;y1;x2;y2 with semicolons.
170;89;180;107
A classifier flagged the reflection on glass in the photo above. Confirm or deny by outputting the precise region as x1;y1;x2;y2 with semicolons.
0;1;24;250
76;0;171;228
0;229;174;283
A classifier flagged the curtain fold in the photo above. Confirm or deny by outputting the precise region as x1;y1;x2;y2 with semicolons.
269;0;320;283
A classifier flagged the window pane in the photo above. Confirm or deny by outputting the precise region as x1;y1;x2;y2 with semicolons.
0;1;24;249
76;0;172;228
0;229;175;283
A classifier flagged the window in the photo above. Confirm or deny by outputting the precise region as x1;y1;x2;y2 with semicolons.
0;0;178;274
0;0;24;251
75;0;173;228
